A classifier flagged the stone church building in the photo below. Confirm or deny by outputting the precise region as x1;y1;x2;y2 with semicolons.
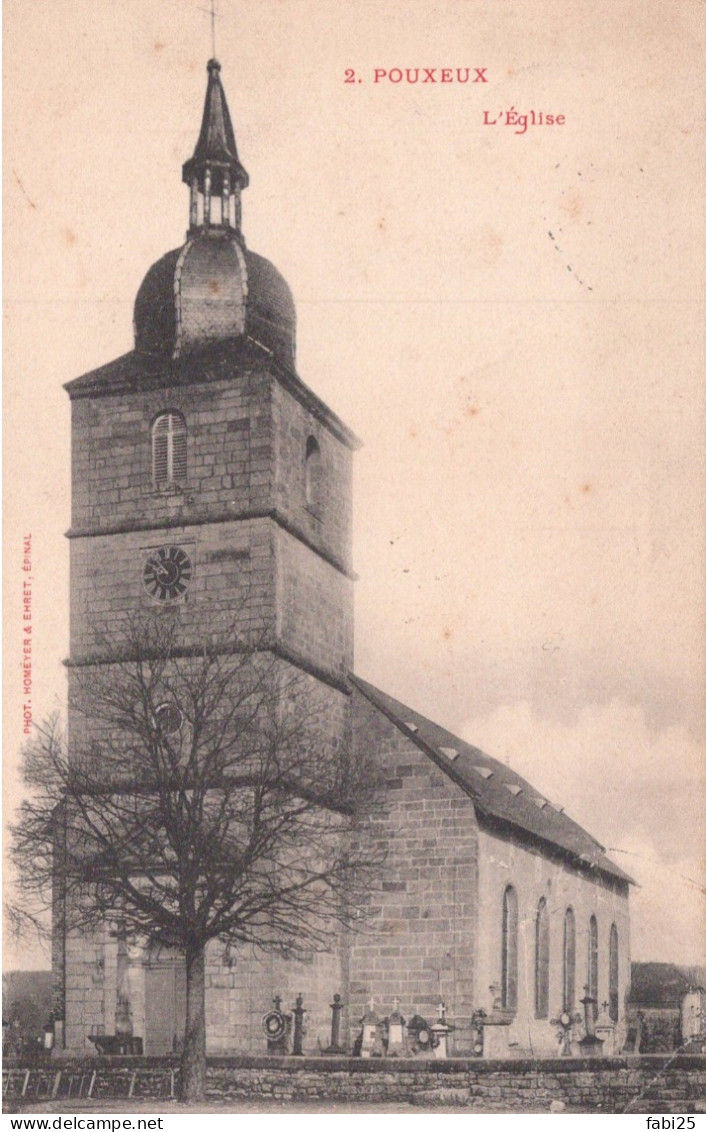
55;59;631;1059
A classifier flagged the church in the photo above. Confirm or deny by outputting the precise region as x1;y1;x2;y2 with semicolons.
55;58;631;1060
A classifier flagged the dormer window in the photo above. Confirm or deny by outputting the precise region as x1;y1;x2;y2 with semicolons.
152;412;187;490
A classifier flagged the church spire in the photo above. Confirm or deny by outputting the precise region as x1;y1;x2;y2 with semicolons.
182;59;249;235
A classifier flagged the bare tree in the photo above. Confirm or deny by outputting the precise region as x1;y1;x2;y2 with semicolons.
9;614;379;1102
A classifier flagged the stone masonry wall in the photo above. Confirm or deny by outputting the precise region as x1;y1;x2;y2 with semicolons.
67;513;278;754
68;359;354;686
28;1055;706;1113
58;927;347;1058
69;362;352;578
62;356;355;1047
276;527;354;677
70;369;266;535
204;938;346;1055
69;517;275;660
349;690;479;1050
204;1054;706;1111
271;379;353;572
62;924;109;1052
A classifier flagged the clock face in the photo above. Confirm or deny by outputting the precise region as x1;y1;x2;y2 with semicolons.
154;702;183;735
143;545;192;602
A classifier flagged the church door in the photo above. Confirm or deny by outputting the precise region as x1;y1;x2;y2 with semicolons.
144;950;187;1055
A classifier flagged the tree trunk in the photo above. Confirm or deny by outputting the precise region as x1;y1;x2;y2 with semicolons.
180;942;207;1103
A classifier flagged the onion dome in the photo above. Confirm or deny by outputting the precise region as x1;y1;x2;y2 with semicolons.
133;60;296;368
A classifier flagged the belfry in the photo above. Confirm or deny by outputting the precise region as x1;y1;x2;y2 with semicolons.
57;59;631;1059
60;58;357;1053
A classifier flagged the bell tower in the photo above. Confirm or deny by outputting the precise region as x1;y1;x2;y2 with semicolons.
66;56;357;680
59;60;357;1050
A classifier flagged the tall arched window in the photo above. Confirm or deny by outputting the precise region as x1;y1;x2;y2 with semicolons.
563;907;576;1014
609;923;619;1021
501;886;518;1013
152;412;186;490
305;436;322;512
588;914;599;1020
535;897;550;1018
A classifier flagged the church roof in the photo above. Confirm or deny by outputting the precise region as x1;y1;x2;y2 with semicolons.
132;238;296;367
350;675;633;886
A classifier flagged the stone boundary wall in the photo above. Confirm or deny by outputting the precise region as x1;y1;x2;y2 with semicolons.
6;1054;702;1112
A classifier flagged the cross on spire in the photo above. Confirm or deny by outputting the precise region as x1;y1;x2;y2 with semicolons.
197;1;218;60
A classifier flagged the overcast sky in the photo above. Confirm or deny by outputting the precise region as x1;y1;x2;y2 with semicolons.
3;0;705;970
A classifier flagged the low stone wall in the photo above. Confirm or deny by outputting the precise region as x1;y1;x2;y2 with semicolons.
207;1055;704;1112
6;1054;705;1112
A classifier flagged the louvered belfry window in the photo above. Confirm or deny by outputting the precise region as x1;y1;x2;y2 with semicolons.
152;412;186;490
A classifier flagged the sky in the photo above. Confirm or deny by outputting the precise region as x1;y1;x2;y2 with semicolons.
3;0;705;971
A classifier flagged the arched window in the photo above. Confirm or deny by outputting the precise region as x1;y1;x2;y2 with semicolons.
588;914;599;1020
535;897;550;1018
563;907;576;1014
305;436;322;512
609;923;619;1021
501;886;518;1013
152;412;186;490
